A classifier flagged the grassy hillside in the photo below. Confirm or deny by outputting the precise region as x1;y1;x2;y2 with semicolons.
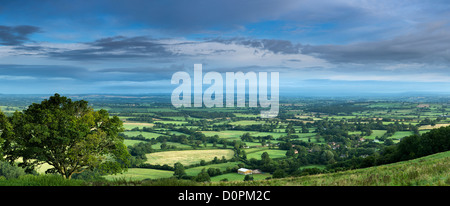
213;151;450;186
2;151;448;186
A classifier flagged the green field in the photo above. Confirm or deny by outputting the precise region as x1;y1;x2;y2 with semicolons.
105;168;174;181
245;148;287;160
201;130;288;140
364;130;387;139
122;122;154;130
228;120;266;126
390;131;414;140
122;131;162;139
184;162;241;176
233;113;260;118
152;142;193;150
210;173;272;182
124;139;146;146
200;130;247;140
154;120;189;125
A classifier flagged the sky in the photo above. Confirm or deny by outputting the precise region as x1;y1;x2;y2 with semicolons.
0;0;450;96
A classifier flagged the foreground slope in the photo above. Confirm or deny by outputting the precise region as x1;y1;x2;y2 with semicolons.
214;151;450;186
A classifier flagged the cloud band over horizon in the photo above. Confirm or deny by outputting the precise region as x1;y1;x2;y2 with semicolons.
0;0;449;95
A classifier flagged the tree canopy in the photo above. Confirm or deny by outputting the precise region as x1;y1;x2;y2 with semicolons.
0;93;130;179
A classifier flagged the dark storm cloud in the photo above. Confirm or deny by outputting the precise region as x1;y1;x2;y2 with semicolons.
0;25;41;45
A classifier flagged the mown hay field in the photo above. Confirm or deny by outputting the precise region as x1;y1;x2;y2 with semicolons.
145;149;234;166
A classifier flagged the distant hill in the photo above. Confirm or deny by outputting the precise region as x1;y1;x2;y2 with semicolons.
215;151;450;186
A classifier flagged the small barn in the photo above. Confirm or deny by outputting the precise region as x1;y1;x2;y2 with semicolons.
237;168;252;175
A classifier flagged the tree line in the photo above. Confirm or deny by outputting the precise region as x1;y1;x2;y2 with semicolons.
328;125;450;171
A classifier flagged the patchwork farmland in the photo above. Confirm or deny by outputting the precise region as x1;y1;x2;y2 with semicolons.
86;95;450;182
1;95;449;184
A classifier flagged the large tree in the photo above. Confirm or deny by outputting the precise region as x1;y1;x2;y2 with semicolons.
1;94;130;179
173;162;186;179
0;111;12;159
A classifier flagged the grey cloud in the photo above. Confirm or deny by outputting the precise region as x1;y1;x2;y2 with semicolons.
47;36;177;61
90;36;166;53
98;64;185;73
209;37;302;54
300;23;450;64
0;25;41;45
210;65;293;73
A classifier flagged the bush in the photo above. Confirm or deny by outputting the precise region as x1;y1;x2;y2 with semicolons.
140;177;200;186
0;161;26;179
0;174;85;186
207;168;222;177
243;175;254;181
72;169;106;181
272;169;287;178
194;168;211;182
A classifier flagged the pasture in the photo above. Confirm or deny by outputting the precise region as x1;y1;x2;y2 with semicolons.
363;130;387;139
245;148;287;160
184;162;241;176
210;173;272;182
105;168;173;181
122;131;162;139
419;123;450;130
123;122;154;130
